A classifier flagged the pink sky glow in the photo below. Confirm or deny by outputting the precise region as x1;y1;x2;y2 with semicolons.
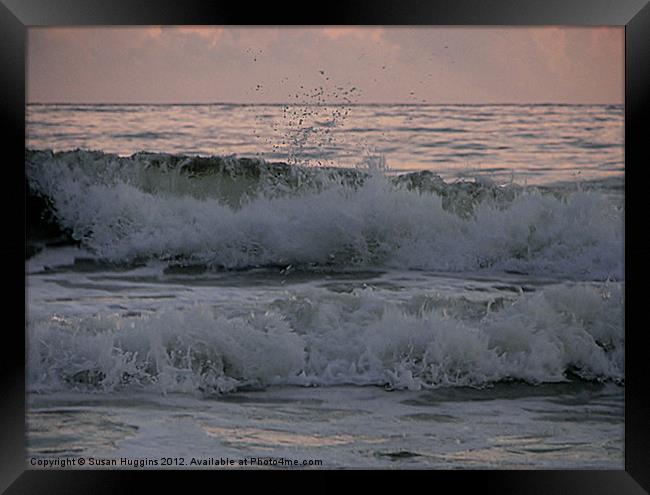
27;26;623;104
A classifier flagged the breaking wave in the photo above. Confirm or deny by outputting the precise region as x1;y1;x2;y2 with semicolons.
26;149;623;279
28;284;624;394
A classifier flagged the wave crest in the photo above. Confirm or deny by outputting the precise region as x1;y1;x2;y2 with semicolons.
26;149;623;279
28;284;624;394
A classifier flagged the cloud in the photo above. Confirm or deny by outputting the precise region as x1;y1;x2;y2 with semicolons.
321;27;385;42
27;26;623;104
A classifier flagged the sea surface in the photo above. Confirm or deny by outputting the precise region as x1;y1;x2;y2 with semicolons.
26;103;624;469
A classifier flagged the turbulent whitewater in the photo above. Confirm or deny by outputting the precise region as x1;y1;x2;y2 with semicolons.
26;149;623;280
28;282;623;394
26;147;624;395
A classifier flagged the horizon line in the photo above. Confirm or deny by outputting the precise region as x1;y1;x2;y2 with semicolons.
27;101;624;107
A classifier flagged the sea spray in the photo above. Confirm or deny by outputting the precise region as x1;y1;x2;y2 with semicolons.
26;150;623;279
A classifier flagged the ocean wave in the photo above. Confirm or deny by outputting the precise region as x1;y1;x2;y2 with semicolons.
27;284;624;394
26;149;623;279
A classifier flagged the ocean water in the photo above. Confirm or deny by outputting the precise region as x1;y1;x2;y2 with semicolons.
26;103;624;469
27;103;624;184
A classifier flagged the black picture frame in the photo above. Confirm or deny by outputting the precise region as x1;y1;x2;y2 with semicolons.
1;0;648;492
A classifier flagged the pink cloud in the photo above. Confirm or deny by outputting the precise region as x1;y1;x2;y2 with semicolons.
27;27;623;104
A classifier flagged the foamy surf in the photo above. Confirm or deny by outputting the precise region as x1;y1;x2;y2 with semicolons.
26;149;623;280
27;283;623;395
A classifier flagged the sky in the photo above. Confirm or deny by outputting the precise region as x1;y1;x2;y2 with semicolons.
27;26;623;105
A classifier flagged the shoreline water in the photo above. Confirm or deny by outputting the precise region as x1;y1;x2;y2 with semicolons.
27;382;623;469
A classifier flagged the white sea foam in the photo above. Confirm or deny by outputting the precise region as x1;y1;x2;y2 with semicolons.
28;283;623;394
27;150;623;279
